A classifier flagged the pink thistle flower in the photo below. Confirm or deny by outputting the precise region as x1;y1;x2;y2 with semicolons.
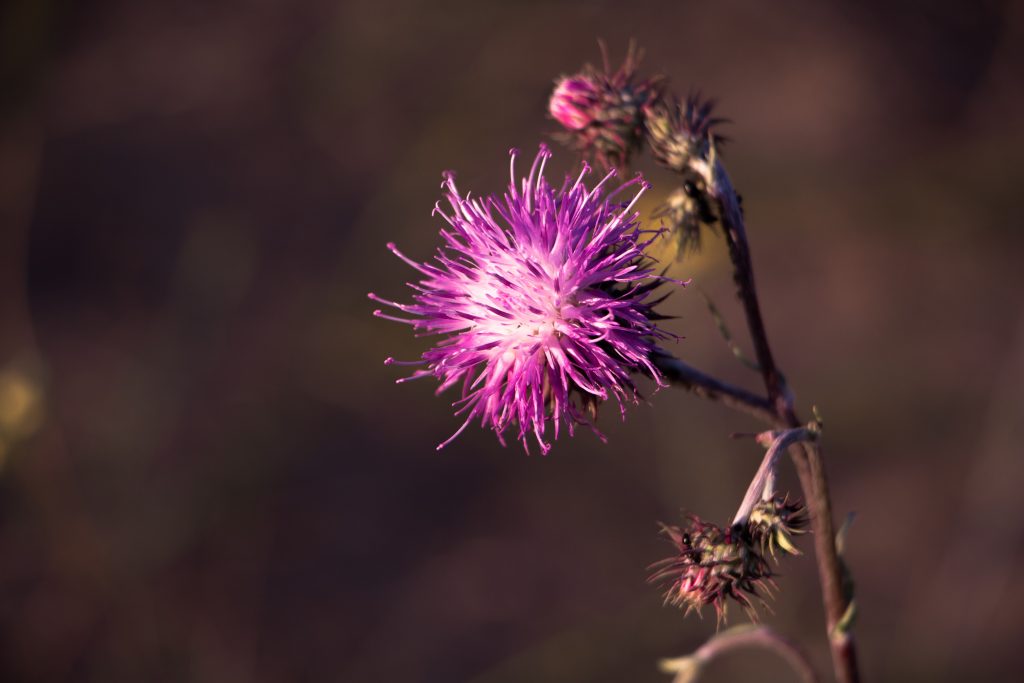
549;43;665;171
370;144;679;454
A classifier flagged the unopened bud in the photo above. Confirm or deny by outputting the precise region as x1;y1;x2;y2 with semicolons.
549;77;600;131
549;45;665;171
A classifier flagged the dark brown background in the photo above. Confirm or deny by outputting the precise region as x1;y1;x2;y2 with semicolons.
1;0;1022;681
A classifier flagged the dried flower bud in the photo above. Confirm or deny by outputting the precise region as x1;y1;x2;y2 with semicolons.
748;495;809;559
653;181;718;256
645;94;727;174
549;44;665;171
649;517;774;623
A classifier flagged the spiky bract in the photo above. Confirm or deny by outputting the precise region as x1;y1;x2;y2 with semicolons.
649;517;775;623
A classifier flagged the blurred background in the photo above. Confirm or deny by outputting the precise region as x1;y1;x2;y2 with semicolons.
1;0;1023;681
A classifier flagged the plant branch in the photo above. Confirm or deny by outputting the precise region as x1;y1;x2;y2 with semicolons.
652;350;776;424
696;150;791;414
660;624;819;683
693;284;761;372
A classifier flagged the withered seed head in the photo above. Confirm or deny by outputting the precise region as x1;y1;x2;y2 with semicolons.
649;516;775;624
748;495;809;559
652;181;719;256
645;93;728;174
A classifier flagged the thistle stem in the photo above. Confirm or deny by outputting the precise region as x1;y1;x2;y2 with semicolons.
651;350;776;424
684;152;861;683
696;151;791;414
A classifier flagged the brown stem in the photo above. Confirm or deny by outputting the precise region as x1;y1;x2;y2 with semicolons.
795;439;861;683
652;350;777;424
704;153;789;412
690;153;860;683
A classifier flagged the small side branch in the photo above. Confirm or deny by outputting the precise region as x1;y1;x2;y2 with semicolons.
660;624;819;683
652;350;777;424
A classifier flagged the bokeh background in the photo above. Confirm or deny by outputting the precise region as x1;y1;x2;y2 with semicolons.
1;0;1023;681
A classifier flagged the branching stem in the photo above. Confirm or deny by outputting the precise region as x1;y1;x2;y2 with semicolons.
652;350;776;424
672;151;861;683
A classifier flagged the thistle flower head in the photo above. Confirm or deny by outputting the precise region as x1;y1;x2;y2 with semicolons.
645;93;728;174
371;144;678;454
649;517;774;623
549;43;665;171
748;495;809;559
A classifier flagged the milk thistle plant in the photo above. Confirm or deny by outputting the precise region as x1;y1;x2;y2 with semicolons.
372;44;860;683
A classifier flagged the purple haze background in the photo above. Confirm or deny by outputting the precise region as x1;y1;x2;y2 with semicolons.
0;0;1022;681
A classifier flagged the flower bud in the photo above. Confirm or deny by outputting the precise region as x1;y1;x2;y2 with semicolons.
549;45;665;171
548;77;599;131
